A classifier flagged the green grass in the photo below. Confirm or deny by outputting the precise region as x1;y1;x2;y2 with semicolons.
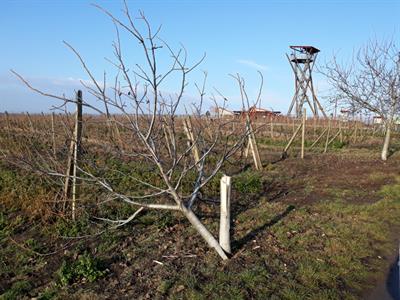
1;157;400;299
0;281;32;300
177;178;400;299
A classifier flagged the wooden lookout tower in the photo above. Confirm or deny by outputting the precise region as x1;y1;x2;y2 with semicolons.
286;45;326;118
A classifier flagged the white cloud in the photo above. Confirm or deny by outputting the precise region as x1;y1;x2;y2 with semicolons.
237;59;268;71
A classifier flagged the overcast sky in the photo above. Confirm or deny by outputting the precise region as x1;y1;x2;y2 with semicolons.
0;0;399;114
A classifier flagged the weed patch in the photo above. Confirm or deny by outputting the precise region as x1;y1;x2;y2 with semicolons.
57;251;107;286
233;170;263;194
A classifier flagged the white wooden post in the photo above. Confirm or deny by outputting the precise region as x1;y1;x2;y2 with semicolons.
219;175;232;254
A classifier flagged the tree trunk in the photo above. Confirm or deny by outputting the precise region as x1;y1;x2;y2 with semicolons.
180;205;229;260
381;123;391;161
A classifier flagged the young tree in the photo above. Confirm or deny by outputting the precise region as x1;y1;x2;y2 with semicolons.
322;40;400;160
9;2;261;260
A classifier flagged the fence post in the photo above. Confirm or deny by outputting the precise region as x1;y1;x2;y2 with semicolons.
219;175;232;254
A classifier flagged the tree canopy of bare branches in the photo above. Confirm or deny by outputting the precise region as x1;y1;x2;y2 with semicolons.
322;39;400;160
9;2;263;260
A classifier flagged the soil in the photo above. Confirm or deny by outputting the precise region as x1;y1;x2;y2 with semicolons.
258;150;399;206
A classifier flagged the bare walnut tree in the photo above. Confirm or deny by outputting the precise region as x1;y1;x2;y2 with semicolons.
323;40;400;160
10;3;261;260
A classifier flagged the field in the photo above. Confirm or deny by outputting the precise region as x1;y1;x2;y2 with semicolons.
1;113;400;299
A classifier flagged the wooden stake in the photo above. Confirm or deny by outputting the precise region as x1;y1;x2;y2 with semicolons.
309;128;328;149
324;117;331;153
270;118;274;139
313;117;317;139
292;118;295;134
219;175;231;254
51;112;56;156
183;117;200;164
327;129;341;146
112;116;123;149
283;122;302;156
4;111;10;136
63;90;83;220
162;123;173;159
244;140;250;158
353;121;358;143
71;91;83;221
339;117;343;143
301;108;306;159
26;112;34;132
247;122;262;170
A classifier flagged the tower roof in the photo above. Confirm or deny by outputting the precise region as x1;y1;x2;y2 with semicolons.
289;46;320;54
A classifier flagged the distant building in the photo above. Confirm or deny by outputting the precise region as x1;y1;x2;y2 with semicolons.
373;116;400;125
216;107;235;116
235;106;281;119
373;116;383;124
